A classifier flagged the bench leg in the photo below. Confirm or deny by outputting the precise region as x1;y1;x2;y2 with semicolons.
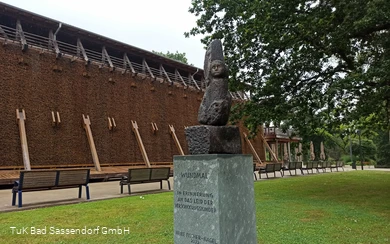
12;190;16;206
281;170;284;177
120;182;124;194
253;172;257;181
167;180;171;190
18;190;22;208
85;185;90;200
78;185;82;198
128;184;131;194
160;181;163;190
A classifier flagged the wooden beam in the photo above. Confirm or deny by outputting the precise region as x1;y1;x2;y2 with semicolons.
107;117;116;131
175;69;187;87
51;111;56;127
259;133;279;163
189;73;201;90
142;59;155;79
123;53;136;74
77;38;89;64
48;30;61;59
0;26;9;45
169;124;184;155
82;114;102;171
16;20;27;51
16;109;31;170
151;122;158;134
51;111;61;127
56;112;61;125
108;117;113;130
243;132;262;164
100;46;114;70
131;120;151;168
159;64;173;84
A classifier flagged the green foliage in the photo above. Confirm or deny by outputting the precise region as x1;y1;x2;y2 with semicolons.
347;138;377;163
0;172;389;243
374;130;390;166
152;50;191;65
341;154;357;165
186;0;390;137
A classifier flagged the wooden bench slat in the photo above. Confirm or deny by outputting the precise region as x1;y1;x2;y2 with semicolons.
150;168;170;180
129;169;151;181
57;169;90;186
20;171;57;189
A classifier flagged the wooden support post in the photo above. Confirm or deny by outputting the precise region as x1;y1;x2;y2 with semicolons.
160;64;173;84
48;30;61;58
16;109;31;170
243;133;262;164
51;111;56;127
259;133;279;163
298;143;303;161
175;69;187;87
0;26;9;45
189;73;201;90
169;124;184;155
100;46;114;70
77;38;89;64
16;20;28;51
82;115;102;171
151;122;158;134
107;117;117;130
288;141;292;162
51;111;61;127
131;120;151;168
56;111;61;125
108;117;113;130
123;53;136;74
142;59;155;79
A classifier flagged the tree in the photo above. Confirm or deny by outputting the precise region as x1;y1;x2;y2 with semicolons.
374;130;390;166
186;0;390;138
152;50;191;65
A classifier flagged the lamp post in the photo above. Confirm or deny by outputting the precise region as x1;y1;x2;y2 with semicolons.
356;129;364;170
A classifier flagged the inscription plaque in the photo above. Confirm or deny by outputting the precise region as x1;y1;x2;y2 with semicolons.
174;154;257;244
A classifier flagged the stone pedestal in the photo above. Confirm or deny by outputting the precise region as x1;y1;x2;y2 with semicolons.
185;125;242;154
174;154;257;244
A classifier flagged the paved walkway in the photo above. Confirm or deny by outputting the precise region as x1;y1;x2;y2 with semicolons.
0;165;386;213
0;178;174;212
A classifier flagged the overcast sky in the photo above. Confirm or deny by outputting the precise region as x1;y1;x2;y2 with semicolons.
2;0;206;68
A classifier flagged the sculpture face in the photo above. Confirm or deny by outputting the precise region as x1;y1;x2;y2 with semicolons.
210;60;227;78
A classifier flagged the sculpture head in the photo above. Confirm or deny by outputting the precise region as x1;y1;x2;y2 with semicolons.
210;60;227;78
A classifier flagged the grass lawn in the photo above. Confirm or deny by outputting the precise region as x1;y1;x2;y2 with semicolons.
0;170;389;243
